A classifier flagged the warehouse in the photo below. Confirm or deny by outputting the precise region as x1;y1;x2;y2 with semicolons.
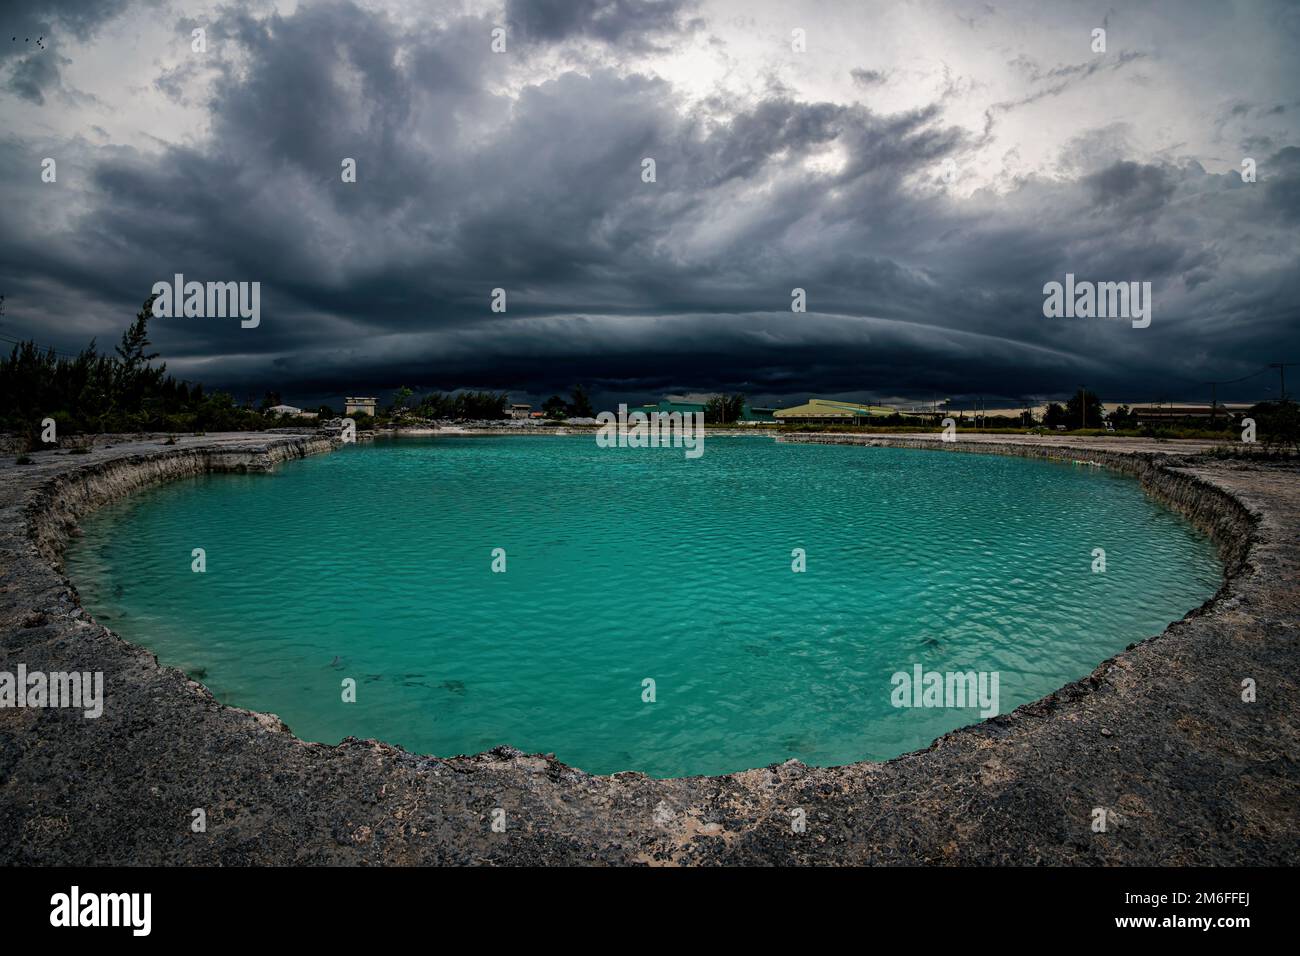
774;398;895;425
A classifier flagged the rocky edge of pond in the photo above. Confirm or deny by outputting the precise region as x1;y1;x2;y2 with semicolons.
0;431;1296;864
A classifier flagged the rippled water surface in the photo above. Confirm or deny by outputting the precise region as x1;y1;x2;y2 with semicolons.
67;436;1221;776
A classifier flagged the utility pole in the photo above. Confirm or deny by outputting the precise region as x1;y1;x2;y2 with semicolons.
1201;378;1223;425
1269;363;1295;401
1079;384;1086;430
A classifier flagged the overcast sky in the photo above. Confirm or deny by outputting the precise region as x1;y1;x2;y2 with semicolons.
2;0;1297;409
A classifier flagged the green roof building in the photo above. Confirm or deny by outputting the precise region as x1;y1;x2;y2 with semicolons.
638;399;777;423
738;404;777;423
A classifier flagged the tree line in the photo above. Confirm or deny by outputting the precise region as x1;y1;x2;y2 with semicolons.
1;295;266;443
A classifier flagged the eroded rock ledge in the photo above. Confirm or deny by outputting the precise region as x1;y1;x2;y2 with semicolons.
1;432;1296;865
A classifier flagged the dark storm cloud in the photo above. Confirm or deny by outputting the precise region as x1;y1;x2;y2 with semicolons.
1;0;134;39
5;48;64;104
505;0;698;49
850;68;887;87
1;0;1298;409
1082;160;1177;215
1263;146;1300;223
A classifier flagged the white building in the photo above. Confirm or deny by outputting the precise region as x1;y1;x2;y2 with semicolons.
345;396;378;417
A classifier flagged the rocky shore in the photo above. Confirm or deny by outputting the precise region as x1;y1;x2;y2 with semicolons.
1;431;1296;865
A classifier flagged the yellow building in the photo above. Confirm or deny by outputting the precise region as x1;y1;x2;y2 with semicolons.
774;398;895;425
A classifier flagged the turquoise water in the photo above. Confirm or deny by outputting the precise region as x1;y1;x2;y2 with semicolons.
67;436;1221;777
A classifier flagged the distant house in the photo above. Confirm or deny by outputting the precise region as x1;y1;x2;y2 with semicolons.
639;399;708;417
266;404;316;419
345;396;378;417
638;398;775;423
509;403;532;420
1130;403;1253;424
738;404;777;423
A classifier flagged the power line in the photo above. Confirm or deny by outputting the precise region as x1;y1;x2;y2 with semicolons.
1200;366;1274;388
0;332;86;359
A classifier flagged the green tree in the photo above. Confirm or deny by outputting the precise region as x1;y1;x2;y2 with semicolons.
390;386;414;416
542;394;569;419
115;295;161;375
568;384;595;418
1042;402;1068;429
0;292;266;437
1250;399;1299;452
704;393;746;424
1064;389;1104;429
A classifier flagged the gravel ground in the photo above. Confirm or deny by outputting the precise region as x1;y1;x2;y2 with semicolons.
0;431;1295;865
